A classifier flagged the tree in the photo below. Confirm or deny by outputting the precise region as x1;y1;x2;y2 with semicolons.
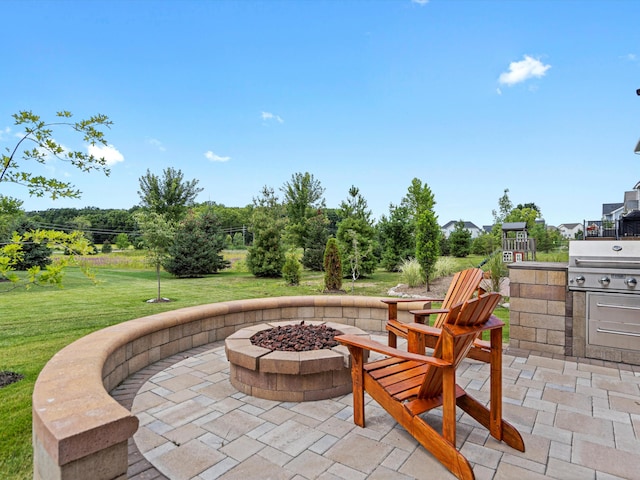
246;186;286;277
282;251;302;286
0;110;113;288
336;186;378;277
163;210;229;277
302;210;330;271
407;179;439;290
12;218;52;271
137;167;203;223
1;110;112;200
378;204;414;271
449;220;472;258
280;172;325;250
490;188;514;244
114;233;131;250
492;188;513;225
323;237;342;292
134;212;175;302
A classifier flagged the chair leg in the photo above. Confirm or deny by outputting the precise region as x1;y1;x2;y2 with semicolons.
410;415;475;480
347;346;365;428
388;331;398;348
456;394;525;452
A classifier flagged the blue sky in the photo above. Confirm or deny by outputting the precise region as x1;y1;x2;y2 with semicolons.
2;0;639;228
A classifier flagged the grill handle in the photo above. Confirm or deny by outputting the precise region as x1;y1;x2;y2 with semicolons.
596;302;640;311
575;258;640;266
596;328;640;338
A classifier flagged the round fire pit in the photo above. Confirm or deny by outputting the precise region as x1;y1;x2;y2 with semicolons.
224;321;369;401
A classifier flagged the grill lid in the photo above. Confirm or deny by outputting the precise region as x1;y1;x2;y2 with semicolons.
569;240;640;269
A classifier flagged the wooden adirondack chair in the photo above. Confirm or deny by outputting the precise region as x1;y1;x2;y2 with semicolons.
383;267;485;348
337;293;525;480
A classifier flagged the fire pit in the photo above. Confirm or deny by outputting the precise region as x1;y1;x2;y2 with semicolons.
225;321;369;401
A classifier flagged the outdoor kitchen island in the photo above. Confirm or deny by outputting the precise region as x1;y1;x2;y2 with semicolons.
508;241;640;366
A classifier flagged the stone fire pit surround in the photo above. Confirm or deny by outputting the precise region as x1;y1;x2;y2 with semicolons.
225;321;369;401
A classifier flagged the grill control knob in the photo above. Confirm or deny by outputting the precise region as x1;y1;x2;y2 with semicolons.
575;275;586;285
598;276;611;286
625;277;637;288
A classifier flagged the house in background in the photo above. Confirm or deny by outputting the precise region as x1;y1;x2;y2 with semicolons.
440;220;482;238
602;202;624;224
586;181;640;238
558;223;583;239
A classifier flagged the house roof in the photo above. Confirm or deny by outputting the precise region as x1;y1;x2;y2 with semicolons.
559;223;582;229
602;203;624;215
440;220;481;230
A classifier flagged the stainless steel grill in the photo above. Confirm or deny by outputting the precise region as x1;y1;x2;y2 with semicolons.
568;241;640;351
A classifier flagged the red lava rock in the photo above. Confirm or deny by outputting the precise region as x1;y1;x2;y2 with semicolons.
250;323;343;352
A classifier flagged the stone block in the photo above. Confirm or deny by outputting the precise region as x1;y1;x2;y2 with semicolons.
548;300;566;316
226;343;269;370
536;329;548;344
303;383;351;401
548;269;568;286
520;312;565;331
159;340;181;358
323;306;343;318
168;325;183;341
519;340;564;355
233;363;277;390
511;297;548;314
534;270;548;285
298;350;344;374
278;370;334;392
224;312;245;326
131;336;151;356
520;284;566;301
150;329;169;348
510;325;536;342
260;351;301;374
128;352;149;375
252;385;303;402
547;330;566;347
509;269;536;284
182;320;202;337
262;308;282;321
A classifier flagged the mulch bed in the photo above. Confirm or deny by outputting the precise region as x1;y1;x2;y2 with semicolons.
251;322;343;352
0;371;24;388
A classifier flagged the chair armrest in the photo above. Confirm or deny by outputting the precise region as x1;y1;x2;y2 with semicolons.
381;298;438;305
409;308;449;317
404;322;443;336
336;335;450;367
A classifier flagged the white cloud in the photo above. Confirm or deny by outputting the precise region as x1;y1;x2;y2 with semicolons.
0;127;11;141
412;0;429;4
205;150;230;162
88;144;124;166
498;55;551;86
261;111;284;124
147;138;166;152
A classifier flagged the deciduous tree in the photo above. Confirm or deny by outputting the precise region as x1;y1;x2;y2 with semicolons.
134;212;174;302
0;110;114;288
137;167;203;223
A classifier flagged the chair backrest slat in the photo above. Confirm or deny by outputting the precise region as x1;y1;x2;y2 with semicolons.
418;293;501;398
433;268;484;328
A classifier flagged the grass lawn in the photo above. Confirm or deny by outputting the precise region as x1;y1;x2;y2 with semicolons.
0;251;515;479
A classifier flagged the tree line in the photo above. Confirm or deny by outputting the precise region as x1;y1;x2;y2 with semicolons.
0;110;563;293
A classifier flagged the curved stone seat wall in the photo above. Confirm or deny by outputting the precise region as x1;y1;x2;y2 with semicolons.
32;295;427;480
